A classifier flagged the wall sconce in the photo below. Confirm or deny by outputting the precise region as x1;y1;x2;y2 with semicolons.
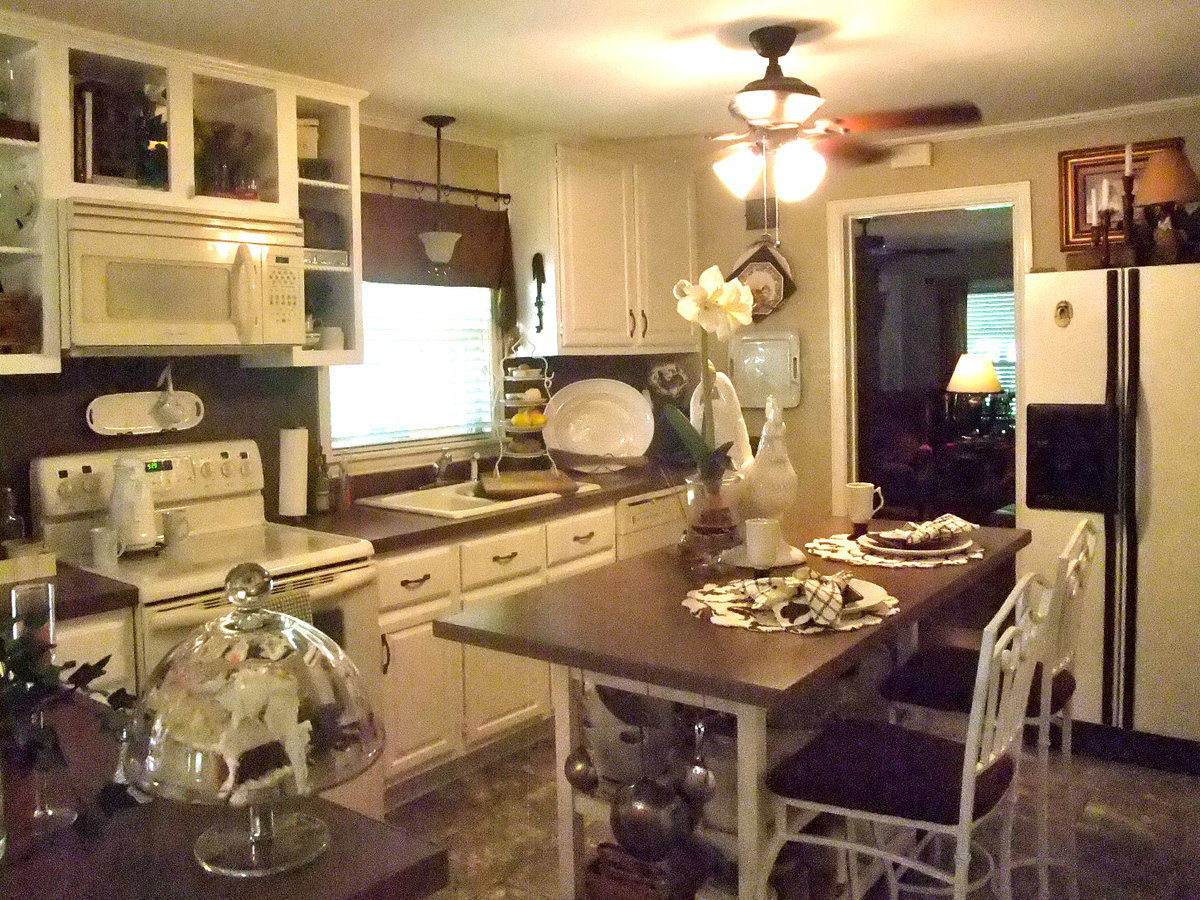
418;114;461;275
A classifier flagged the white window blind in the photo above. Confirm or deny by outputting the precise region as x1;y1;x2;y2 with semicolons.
965;291;1016;392
329;282;495;449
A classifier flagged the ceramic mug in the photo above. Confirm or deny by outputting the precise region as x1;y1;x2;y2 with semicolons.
90;525;124;569
846;482;885;535
744;518;783;569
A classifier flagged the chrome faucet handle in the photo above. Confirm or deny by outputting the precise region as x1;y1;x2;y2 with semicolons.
434;447;454;484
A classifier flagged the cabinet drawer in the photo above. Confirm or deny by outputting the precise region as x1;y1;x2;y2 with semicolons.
546;507;615;567
377;545;458;612
460;524;545;591
617;487;686;533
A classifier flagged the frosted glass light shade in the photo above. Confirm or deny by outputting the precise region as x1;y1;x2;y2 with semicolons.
712;144;764;199
418;230;461;264
731;89;825;128
946;354;1002;393
774;140;827;202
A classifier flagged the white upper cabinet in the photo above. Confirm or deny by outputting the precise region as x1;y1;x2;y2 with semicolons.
0;9;365;372
500;136;696;355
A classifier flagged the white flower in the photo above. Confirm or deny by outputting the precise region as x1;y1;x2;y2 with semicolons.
674;265;754;341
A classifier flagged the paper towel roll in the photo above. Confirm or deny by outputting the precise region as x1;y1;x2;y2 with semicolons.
279;427;309;517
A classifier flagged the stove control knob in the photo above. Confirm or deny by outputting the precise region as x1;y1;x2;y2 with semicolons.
221;461;234;477
199;461;213;478
82;474;101;494
56;480;73;497
240;460;252;476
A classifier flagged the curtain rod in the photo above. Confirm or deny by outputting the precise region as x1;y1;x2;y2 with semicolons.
360;172;511;204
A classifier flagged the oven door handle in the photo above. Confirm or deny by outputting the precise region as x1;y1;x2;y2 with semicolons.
146;566;377;631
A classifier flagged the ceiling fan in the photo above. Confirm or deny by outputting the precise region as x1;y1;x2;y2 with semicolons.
712;24;982;198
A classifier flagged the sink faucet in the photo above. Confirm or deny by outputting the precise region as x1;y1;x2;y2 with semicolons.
433;447;454;485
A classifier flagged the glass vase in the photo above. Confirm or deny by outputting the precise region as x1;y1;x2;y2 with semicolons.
679;471;742;579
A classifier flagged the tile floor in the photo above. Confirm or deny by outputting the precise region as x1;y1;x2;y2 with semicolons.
388;735;1200;900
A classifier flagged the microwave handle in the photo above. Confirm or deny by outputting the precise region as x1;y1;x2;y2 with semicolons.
232;243;260;342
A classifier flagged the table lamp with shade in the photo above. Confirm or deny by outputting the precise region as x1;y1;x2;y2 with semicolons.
946;353;1002;436
1137;145;1200;263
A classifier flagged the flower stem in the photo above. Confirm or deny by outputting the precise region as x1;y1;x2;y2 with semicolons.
699;329;715;448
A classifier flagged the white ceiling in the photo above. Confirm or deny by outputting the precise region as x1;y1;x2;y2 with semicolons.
6;1;1200;141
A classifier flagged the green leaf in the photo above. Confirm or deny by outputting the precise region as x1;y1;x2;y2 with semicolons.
662;404;711;468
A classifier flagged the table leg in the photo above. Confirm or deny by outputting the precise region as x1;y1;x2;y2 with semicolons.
734;702;769;900
551;664;585;899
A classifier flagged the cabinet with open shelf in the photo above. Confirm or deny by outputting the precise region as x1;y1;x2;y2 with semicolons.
0;9;367;373
0;25;55;374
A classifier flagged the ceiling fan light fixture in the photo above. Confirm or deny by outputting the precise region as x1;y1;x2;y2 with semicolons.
712;142;764;199
731;84;825;128
774;139;827;202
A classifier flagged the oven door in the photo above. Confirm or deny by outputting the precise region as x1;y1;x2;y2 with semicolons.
68;229;266;349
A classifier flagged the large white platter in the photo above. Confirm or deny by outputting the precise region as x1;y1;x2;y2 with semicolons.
543;379;654;473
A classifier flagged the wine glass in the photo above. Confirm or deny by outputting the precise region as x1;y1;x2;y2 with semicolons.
9;582;78;835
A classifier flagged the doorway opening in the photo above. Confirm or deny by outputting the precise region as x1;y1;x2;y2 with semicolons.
825;183;1032;517
853;206;1015;522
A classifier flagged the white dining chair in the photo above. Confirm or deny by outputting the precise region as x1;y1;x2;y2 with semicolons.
757;572;1049;900
879;519;1098;900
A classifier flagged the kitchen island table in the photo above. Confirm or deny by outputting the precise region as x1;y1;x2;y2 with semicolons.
433;515;1029;900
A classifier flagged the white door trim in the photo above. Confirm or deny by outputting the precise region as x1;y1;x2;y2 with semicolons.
825;182;1033;514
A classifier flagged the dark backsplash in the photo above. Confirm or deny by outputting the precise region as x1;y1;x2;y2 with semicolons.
0;357;320;526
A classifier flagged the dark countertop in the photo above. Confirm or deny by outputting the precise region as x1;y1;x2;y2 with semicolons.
1;701;448;900
434;516;1031;711
55;561;139;621
285;466;687;555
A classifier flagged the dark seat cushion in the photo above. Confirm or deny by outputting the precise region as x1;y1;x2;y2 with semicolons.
880;645;1076;718
764;718;1015;826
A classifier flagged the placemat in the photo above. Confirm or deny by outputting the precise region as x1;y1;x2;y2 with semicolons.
682;571;898;634
804;534;984;568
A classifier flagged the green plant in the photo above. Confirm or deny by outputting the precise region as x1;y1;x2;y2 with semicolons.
662;404;733;485
0;611;134;771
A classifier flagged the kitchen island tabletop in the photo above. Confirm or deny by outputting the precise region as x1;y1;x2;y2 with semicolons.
433;515;1029;900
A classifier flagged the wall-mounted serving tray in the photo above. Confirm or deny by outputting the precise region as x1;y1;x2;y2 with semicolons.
86;391;205;435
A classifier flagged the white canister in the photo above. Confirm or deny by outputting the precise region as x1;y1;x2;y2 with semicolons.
297;118;320;160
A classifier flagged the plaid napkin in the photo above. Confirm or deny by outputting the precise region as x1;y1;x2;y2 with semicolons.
745;566;855;627
902;513;978;546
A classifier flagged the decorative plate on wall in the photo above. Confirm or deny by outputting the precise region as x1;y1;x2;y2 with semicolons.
728;236;796;320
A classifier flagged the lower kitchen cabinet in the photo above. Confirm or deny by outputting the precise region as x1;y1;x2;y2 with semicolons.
380;597;464;781
461;572;550;746
53;608;136;694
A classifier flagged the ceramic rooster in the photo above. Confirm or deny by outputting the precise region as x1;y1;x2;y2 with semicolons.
742;394;799;519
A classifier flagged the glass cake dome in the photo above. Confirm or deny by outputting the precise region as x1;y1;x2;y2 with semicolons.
124;562;383;877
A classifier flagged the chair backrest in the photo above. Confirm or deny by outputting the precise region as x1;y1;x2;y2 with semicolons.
1041;519;1099;676
957;572;1048;825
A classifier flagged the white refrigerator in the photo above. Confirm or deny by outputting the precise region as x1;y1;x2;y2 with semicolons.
1018;263;1200;742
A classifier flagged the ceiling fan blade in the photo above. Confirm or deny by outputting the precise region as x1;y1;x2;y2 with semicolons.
834;102;982;134
711;129;754;142
816;135;892;166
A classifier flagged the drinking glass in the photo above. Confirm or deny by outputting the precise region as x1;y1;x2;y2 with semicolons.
10;581;78;835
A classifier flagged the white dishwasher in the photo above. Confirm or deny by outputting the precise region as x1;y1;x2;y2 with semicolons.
615;486;687;559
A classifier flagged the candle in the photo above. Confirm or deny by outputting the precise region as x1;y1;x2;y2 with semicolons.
1125;143;1133;177
1101;177;1111;212
1087;187;1097;226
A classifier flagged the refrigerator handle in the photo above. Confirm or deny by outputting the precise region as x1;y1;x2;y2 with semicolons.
1125;269;1140;535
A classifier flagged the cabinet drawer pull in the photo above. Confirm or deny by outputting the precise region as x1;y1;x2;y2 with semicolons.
572;531;596;543
381;634;391;675
628;310;636;337
400;573;432;588
492;551;519;564
640;310;648;339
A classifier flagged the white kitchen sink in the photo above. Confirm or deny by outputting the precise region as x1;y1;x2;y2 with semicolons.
357;480;599;519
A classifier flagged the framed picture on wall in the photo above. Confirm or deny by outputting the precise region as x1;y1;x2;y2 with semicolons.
1058;137;1184;250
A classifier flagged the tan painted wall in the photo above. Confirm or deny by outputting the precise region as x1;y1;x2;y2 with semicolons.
689;103;1200;514
360;124;499;192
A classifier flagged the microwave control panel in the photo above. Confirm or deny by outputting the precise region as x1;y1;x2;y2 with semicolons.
263;252;305;344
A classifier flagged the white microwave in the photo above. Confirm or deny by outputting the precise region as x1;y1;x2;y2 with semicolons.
62;200;306;353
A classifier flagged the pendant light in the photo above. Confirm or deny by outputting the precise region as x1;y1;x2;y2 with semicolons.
418;114;461;275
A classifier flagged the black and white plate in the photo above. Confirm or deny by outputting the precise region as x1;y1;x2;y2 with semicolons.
857;534;975;558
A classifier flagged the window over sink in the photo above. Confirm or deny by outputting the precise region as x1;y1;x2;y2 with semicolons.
328;282;496;451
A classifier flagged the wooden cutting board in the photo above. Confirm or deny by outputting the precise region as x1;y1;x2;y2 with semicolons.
477;470;580;499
